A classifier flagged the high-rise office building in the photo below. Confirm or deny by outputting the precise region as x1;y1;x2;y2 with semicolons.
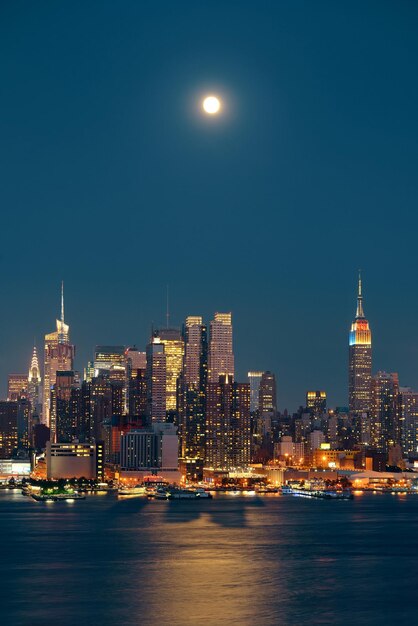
17;397;32;451
371;371;400;451
248;371;264;413
146;337;167;423
94;346;125;374
349;274;372;417
7;374;27;401
208;313;234;383
306;391;327;418
178;316;208;480
43;283;75;427
258;371;277;437
27;345;42;413
0;401;18;458
125;346;147;424
206;375;250;470
153;329;184;414
50;370;77;443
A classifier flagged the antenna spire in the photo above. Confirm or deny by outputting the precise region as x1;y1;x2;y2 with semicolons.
61;280;65;322
166;284;170;329
356;270;365;318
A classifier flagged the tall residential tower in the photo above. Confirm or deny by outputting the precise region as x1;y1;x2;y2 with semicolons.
208;312;234;383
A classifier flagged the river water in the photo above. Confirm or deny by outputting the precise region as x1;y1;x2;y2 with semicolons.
1;490;417;625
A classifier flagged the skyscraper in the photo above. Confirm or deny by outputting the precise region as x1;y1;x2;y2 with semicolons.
27;345;42;413
153;329;184;414
43;283;75;427
50;370;77;443
371;371;401;451
208;312;234;383
178;316;208;480
0;401;18;458
349;274;372;417
206;375;250;470
146;337;167;423
125;347;147;424
399;387;418;455
258;371;277;437
248;371;264;413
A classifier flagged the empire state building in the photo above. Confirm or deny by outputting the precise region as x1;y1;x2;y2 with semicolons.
349;274;372;416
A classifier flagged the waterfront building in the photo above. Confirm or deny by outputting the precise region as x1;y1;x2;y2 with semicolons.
153;329;184;415
27;345;42;413
46;441;104;480
43;283;75;427
119;422;180;482
146;337;167;423
306;391;326;419
313;447;360;470
0;458;31;479
205;375;250;470
349;274;372;419
371;371;401;451
178;316;208;480
208;312;234;383
248;371;264;413
0;401;18;458
7;373;27;401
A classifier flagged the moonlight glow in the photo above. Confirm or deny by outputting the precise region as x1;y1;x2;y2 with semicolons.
203;96;221;114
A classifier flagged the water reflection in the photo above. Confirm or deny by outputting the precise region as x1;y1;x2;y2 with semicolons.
2;492;418;626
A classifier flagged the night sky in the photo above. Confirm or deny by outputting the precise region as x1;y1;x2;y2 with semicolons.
1;1;418;409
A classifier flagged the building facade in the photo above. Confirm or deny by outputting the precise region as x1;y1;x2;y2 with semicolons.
178;316;208;480
153;329;184;414
205;375;250;470
208;313;234;383
146;338;167;422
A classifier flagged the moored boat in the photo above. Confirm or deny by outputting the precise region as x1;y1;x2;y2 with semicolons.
118;485;147;497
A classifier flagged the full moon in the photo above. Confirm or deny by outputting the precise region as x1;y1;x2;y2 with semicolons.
203;95;221;115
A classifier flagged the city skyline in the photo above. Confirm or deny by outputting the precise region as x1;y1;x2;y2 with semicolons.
2;273;418;412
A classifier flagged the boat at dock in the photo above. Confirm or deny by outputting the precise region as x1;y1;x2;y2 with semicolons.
154;487;213;500
31;492;86;502
286;487;353;500
118;485;148;497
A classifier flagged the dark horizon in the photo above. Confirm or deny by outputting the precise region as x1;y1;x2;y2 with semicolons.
1;1;418;409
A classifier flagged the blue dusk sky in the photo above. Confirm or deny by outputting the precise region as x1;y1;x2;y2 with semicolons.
1;1;418;409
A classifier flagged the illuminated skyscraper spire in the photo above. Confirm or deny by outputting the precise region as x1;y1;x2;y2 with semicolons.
28;344;41;383
28;343;42;412
43;282;74;428
61;280;65;323
349;272;372;423
56;281;69;343
356;271;364;319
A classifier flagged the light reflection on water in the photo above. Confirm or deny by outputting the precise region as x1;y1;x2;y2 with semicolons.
1;491;418;625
